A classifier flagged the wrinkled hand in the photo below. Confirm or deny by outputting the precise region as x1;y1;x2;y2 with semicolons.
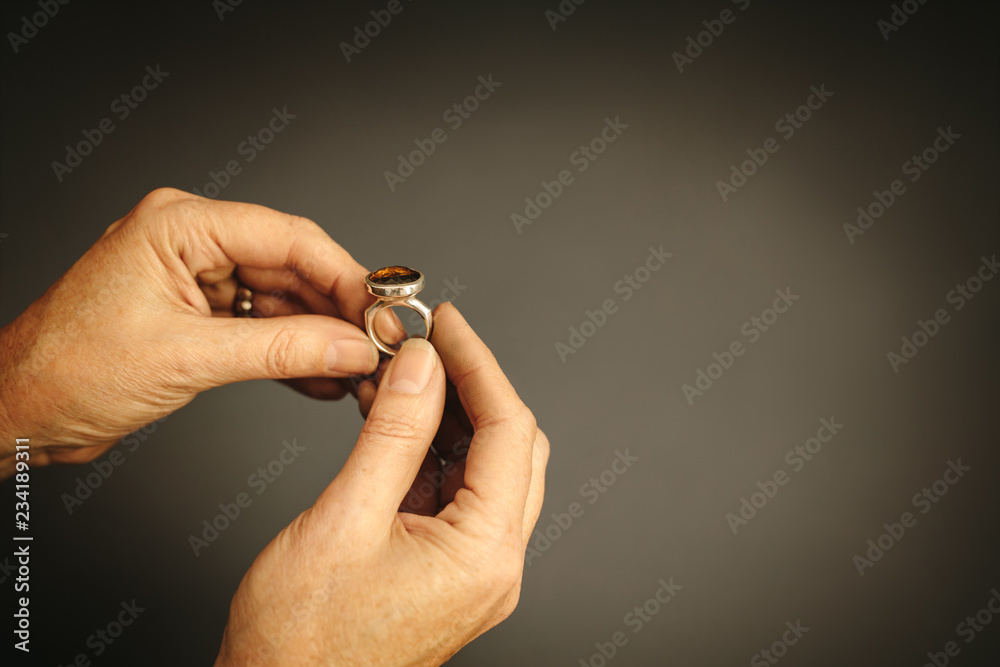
0;188;394;472
215;304;549;667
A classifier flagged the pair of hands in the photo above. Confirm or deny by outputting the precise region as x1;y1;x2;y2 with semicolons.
0;188;549;666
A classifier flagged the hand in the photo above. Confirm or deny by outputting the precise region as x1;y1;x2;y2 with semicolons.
0;188;395;474
215;303;549;667
355;324;481;518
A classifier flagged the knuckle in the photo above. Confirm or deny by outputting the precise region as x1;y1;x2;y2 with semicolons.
534;427;551;466
128;188;197;235
476;528;526;592
496;584;523;622
447;525;524;614
264;326;303;377
511;404;538;442
362;412;425;444
101;219;125;237
497;543;524;591
138;187;190;209
478;403;536;438
286;213;320;232
109;188;190;235
476;541;523;608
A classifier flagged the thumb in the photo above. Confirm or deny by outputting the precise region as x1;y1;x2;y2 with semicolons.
192;315;379;387
326;337;445;524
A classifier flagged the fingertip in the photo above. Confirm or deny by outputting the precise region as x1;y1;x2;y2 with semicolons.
326;337;379;376
374;308;408;346
432;300;462;325
358;380;377;417
429;302;474;350
382;337;438;395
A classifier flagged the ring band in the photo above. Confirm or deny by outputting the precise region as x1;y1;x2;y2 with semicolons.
234;285;254;318
364;266;433;356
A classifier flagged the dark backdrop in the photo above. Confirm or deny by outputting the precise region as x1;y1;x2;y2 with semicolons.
2;1;998;665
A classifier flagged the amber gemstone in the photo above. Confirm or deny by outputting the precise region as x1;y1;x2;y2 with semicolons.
368;266;421;285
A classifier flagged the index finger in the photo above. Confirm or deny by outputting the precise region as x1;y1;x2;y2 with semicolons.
431;303;537;524
195;192;373;328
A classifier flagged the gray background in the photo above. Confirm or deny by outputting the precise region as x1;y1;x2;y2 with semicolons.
2;1;999;665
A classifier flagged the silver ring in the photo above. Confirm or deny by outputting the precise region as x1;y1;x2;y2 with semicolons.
364;266;433;357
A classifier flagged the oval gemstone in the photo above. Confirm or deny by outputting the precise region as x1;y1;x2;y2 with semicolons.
368;266;421;285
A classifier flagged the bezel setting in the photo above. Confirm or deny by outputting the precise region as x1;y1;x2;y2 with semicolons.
365;266;425;299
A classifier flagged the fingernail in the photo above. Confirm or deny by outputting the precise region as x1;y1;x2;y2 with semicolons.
327;338;379;374
375;308;408;344
386;338;436;394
